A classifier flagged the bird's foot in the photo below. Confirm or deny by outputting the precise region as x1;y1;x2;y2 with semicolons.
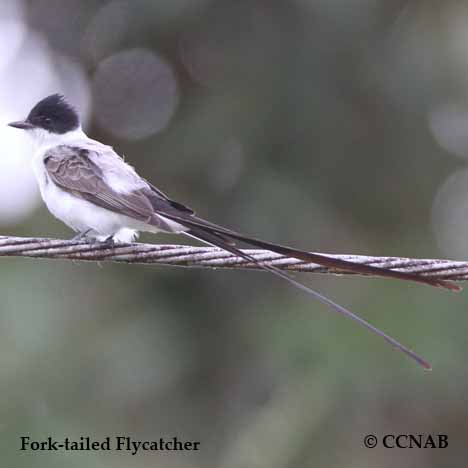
101;235;116;247
71;229;92;241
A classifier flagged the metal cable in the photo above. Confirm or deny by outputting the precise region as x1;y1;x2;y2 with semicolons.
1;235;467;282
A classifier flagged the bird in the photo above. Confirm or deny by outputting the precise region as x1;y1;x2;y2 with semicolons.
7;94;459;369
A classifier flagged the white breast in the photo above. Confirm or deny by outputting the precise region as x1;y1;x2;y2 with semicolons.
31;149;147;241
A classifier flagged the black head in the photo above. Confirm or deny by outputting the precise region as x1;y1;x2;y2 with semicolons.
8;94;79;134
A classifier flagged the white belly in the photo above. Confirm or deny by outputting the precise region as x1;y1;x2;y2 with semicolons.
32;152;150;242
41;179;125;233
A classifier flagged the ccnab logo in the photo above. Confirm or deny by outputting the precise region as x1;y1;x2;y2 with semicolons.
383;434;448;448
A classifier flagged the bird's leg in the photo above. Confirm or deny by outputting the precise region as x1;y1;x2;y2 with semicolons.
102;235;116;247
71;229;92;241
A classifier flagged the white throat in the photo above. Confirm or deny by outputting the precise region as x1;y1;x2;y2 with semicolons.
28;126;87;151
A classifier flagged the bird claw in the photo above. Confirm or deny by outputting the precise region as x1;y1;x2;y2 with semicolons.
71;229;92;241
102;235;115;247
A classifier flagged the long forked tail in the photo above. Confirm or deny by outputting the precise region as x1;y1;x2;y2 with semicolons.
182;224;432;370
157;212;459;292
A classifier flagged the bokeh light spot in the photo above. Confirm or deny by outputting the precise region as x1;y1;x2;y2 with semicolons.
429;103;468;159
432;168;468;258
92;48;179;140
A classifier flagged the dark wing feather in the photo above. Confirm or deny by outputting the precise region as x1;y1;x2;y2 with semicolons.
44;145;188;231
146;181;194;214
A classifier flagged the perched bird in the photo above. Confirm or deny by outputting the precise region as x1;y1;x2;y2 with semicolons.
8;94;458;368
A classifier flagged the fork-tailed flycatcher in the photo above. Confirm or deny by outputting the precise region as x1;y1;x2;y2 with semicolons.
8;94;459;369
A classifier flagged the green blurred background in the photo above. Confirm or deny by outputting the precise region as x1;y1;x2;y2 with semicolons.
1;0;468;466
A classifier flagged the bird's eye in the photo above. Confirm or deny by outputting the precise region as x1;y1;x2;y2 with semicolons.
44;117;52;124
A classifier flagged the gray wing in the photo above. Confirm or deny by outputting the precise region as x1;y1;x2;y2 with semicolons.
43;145;194;232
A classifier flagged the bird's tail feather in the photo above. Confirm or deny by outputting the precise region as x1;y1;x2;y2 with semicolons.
182;224;432;370
158;212;459;292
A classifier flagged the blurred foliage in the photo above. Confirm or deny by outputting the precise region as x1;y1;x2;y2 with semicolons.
1;0;468;467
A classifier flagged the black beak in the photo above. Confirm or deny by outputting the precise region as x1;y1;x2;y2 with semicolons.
8;120;34;130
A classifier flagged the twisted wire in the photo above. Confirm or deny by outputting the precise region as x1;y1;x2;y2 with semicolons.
1;235;467;282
